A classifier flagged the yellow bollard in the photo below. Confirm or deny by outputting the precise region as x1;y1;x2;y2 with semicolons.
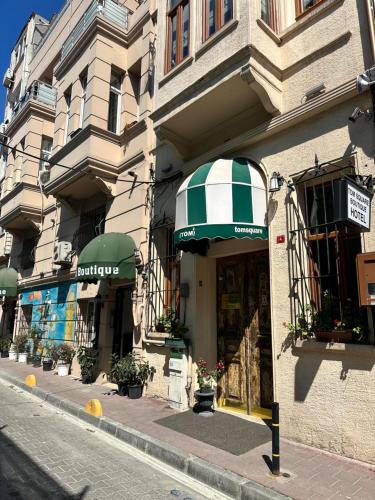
84;399;103;417
25;374;37;387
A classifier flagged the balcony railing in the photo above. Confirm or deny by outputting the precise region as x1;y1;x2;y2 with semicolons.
61;0;129;60
11;81;57;121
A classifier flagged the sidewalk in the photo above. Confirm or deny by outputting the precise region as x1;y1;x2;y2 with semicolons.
0;359;374;500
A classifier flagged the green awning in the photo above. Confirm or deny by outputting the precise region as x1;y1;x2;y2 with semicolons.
174;158;268;246
0;267;18;297
76;233;137;283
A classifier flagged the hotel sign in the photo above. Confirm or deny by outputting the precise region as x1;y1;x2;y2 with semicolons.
334;178;372;230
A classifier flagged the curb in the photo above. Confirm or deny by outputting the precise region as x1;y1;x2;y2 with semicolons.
0;373;291;500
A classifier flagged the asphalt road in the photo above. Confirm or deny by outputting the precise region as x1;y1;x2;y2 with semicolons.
0;379;227;500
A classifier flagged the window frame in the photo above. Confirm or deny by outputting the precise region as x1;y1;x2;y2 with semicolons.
203;0;233;41
39;136;53;173
295;0;327;18
261;0;278;32
79;73;88;130
63;90;71;145
107;70;122;134
165;0;190;73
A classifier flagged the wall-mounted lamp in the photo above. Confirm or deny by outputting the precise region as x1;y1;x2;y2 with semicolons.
128;170;137;179
269;172;295;193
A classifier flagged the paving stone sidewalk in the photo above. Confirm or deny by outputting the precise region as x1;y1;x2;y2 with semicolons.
1;358;374;500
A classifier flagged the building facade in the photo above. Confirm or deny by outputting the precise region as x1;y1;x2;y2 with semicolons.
0;0;156;377
1;0;375;466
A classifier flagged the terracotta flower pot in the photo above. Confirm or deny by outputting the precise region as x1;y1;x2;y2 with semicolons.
315;330;353;343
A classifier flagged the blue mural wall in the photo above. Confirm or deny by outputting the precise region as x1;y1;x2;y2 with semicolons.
20;281;77;342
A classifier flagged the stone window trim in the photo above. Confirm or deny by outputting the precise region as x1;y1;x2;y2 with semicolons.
165;0;190;74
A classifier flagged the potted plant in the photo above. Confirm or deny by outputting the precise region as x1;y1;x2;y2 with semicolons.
77;346;99;384
127;354;156;399
0;338;12;358
56;343;75;376
156;309;189;348
41;341;53;371
108;353;133;396
194;359;224;416
14;334;29;363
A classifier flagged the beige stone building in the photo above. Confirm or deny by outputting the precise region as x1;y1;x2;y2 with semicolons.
1;0;375;466
0;0;156;375
145;0;375;465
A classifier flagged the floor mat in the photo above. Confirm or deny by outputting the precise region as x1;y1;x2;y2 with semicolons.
155;410;271;455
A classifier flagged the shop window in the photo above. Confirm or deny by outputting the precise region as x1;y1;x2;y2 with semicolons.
295;0;327;17
146;225;181;332
204;0;233;40
166;0;190;72
72;205;106;253
288;162;368;343
261;0;277;31
108;70;122;134
39;136;53;173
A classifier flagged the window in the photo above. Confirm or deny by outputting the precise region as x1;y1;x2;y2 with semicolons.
204;0;233;40
129;62;141;121
19;236;38;270
107;70;122;133
295;0;325;17
75;300;96;346
72;205;106;253
166;0;190;72
79;73;88;129
39;136;53;172
288;164;367;343
261;0;277;31
146;225;181;332
64;90;71;144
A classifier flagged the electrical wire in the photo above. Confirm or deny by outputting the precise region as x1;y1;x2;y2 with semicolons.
0;141;158;185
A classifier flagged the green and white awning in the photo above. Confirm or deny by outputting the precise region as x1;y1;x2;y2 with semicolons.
0;267;18;297
174;158;268;244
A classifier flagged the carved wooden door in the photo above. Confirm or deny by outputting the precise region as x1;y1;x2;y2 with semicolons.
217;251;272;413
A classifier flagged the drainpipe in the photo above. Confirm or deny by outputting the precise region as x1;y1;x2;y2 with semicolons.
366;0;375;63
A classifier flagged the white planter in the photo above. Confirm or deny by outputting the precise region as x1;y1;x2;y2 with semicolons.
9;351;18;361
18;353;28;363
57;363;69;377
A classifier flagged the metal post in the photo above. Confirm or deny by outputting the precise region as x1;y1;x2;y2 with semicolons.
272;402;280;475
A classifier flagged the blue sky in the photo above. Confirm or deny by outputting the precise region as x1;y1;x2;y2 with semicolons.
0;0;65;112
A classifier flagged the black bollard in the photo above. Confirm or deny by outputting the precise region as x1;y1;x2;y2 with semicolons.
271;402;280;476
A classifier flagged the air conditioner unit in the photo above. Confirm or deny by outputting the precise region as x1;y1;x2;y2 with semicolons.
53;241;72;265
0;123;6;135
3;68;14;89
38;170;50;185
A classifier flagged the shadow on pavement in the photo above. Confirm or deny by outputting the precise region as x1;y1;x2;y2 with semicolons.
0;425;89;500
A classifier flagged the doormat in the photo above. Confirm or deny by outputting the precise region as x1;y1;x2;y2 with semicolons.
155;410;271;455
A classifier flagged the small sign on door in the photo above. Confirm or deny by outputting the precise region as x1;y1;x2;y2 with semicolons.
221;293;241;310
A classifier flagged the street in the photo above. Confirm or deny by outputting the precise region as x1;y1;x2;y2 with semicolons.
0;379;227;500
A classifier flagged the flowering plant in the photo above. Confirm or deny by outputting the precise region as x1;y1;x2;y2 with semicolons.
196;359;224;389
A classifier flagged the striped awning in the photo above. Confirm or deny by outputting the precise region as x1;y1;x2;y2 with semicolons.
174;158;268;244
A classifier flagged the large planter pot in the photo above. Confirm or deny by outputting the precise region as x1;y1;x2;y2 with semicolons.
33;357;42;367
42;358;53;371
18;353;28;363
57;363;69;377
117;382;128;396
27;355;34;365
0;351;9;358
128;384;143;399
164;338;187;349
316;329;353;343
194;388;215;417
9;351;17;361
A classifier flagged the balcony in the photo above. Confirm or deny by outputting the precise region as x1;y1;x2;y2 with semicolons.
0;183;43;235
7;81;57;133
61;0;129;61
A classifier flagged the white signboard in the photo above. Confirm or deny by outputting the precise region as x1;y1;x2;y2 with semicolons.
347;183;371;229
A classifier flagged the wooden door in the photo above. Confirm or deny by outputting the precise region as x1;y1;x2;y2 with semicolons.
217;251;272;413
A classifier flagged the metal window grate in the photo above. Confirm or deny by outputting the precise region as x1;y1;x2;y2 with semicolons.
146;226;181;332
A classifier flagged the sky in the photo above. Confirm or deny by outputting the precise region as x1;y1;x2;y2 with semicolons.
0;0;66;112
